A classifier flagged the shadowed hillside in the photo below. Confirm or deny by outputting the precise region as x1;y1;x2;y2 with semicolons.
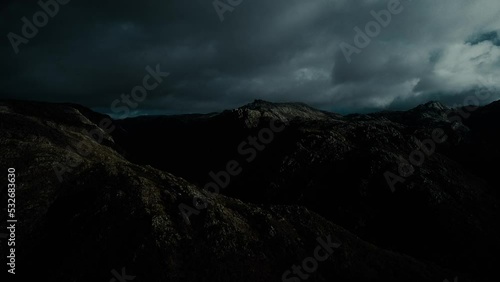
1;99;498;281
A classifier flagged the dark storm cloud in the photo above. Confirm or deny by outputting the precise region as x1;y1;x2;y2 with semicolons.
1;0;499;115
468;31;500;46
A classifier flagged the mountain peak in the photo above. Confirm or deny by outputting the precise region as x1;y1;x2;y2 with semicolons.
243;99;309;110
415;101;449;111
232;99;339;127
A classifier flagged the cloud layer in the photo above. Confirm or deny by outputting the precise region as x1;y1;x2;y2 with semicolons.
1;0;500;115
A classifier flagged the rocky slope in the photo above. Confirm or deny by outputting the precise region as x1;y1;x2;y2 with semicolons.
0;99;497;281
114;99;500;282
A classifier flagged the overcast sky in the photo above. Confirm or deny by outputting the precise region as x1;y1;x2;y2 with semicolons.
1;0;500;115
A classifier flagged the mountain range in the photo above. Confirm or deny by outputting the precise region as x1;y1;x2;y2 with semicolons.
1;99;499;282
